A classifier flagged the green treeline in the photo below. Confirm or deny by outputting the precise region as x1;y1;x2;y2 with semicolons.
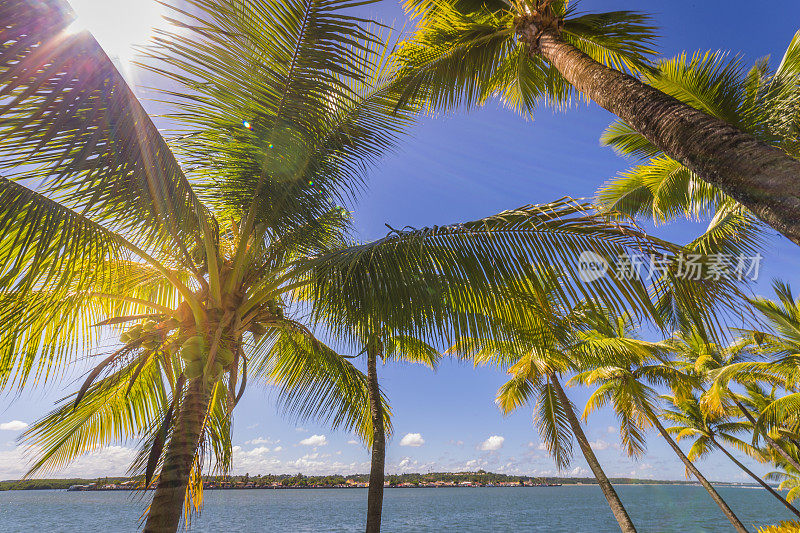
0;472;730;491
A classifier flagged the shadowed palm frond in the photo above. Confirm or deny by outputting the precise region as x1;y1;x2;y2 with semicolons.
251;328;391;445
534;379;573;470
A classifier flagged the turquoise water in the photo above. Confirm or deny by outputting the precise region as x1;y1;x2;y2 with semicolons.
0;485;793;532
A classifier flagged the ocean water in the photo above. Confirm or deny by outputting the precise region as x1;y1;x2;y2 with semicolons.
0;485;793;532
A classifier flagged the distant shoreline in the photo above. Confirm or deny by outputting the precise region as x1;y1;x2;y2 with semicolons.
0;472;764;492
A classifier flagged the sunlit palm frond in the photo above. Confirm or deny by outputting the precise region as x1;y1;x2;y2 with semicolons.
145;0;414;235
384;335;441;369
0;0;210;260
20;353;169;477
496;373;536;415
561;11;656;76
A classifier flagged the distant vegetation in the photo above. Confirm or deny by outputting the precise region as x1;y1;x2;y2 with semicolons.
0;471;744;491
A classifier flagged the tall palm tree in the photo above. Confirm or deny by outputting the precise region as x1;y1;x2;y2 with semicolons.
301;206;691;533
396;0;800;245
669;326;800;475
661;393;800;518
364;333;439;533
708;282;800;469
571;326;749;533
2;0;419;529
452;281;671;533
597;34;800;255
1;5;704;533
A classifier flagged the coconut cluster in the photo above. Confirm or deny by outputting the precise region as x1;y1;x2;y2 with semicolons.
179;335;235;382
119;318;169;350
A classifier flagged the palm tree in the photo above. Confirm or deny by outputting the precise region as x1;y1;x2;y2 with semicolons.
452;277;678;533
661;393;800;518
457;311;639;532
396;0;800;244
301;206;690;533
668;326;800;475
597;34;800;255
0;2;755;531
364;333;439;533
3;0;419;529
708;282;800;473
571;325;749;533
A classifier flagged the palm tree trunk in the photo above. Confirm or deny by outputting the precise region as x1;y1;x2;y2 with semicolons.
144;379;210;533
733;399;800;473
550;375;637;532
366;342;385;533
711;437;800;519
647;412;748;532
531;28;800;245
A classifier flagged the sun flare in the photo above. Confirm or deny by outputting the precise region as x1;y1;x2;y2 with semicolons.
67;0;169;66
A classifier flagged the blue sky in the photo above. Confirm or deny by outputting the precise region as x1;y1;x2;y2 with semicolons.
2;0;800;483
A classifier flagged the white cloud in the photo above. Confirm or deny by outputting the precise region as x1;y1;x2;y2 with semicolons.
295;427;308;433
450;440;464;447
589;439;610;451
0;445;135;479
249;446;271;455
273;446;283;452
347;440;360;445
299;434;327;447
246;423;259;430
0;421;28;431
479;435;505;451
245;437;278;446
399;433;425;447
570;466;589;476
537;442;548;451
607;426;617;434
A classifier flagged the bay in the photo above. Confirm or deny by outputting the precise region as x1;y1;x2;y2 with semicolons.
0;485;793;532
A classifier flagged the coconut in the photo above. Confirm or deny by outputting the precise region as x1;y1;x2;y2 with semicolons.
216;347;235;366
120;331;132;344
184;360;204;380
144;338;161;351
210;362;224;382
181;335;206;362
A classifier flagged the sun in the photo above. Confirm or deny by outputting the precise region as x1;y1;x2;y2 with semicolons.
67;0;169;67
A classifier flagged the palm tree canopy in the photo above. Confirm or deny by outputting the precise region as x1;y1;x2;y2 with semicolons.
395;0;657;115
596;33;800;256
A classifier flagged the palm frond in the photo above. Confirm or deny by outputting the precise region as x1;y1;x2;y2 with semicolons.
561;11;657;76
21;353;169;477
0;0;211;260
251;328;391;444
534;379;573;470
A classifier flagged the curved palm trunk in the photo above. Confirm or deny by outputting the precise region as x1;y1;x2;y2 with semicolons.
366;343;385;533
144;379;210;533
710;437;800;519
733;399;800;473
550;375;637;533
646;412;748;532
531;29;800;245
